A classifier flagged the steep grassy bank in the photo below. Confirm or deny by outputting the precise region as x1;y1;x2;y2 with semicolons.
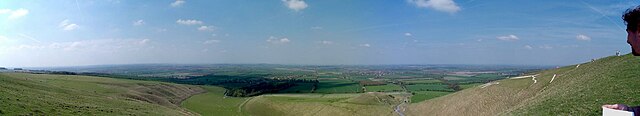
407;54;640;115
0;73;204;115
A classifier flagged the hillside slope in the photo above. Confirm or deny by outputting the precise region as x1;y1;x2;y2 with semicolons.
243;92;400;116
407;54;640;115
0;73;204;115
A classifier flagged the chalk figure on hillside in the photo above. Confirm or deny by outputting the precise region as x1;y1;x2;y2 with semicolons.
603;5;640;115
532;75;537;84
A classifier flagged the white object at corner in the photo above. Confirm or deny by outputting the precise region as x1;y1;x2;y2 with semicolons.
603;107;634;116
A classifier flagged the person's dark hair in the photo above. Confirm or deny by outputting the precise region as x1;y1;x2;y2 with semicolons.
623;5;640;32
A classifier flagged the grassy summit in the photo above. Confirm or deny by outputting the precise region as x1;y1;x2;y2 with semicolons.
0;73;204;115
407;54;640;115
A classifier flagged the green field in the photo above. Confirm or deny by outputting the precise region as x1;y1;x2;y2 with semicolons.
364;84;403;92
410;91;452;103
181;86;249;116
315;80;362;93
406;84;454;92
0;73;203;116
407;54;640;115
401;79;441;84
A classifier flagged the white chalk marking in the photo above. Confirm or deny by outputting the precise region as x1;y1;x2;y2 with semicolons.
532;75;537;84
481;82;500;88
549;74;557;83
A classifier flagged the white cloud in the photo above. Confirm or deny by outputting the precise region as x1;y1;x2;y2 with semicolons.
59;19;79;31
266;36;291;44
576;34;591;41
1;8;29;19
282;0;308;11
171;0;185;7
408;0;461;14
524;45;533;50
176;19;203;25
319;40;333;45
203;39;220;44
0;9;10;14
133;20;145;26
138;39;150;45
404;32;412;37
198;25;215;31
360;43;371;47
497;35;519;41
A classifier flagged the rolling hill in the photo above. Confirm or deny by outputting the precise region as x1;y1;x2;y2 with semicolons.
406;54;640;115
0;73;204;115
242;92;401;116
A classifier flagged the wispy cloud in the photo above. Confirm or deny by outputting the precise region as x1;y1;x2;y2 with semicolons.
496;35;519;41
267;36;291;44
539;45;553;49
176;19;203;25
576;34;591;41
198;25;215;31
171;0;185;7
318;40;333;45
359;43;371;47
404;32;413;37
282;0;308;11
408;0;461;14
524;45;533;50
0;8;29;19
203;39;220;44
17;33;41;43
59;19;79;31
133;20;145;26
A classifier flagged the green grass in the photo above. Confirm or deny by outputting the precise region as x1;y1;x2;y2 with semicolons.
181;86;248;116
459;83;482;89
406;84;453;92
0;73;203;116
364;84;403;92
243;93;397;116
315;80;362;93
410;91;452;103
407;54;640;115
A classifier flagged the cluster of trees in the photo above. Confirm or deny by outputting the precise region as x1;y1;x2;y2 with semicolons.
160;74;319;97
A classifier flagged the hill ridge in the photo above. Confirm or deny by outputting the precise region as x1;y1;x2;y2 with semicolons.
407;54;640;115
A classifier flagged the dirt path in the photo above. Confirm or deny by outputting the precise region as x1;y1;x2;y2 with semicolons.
238;97;254;113
394;98;407;116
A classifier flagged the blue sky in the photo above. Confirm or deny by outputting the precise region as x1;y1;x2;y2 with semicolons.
0;0;637;67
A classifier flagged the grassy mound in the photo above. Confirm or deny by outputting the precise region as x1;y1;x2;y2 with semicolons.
0;73;204;115
181;86;249;116
242;93;397;116
407;54;640;115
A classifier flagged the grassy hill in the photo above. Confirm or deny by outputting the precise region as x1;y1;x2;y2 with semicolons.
242;92;400;116
0;73;204;115
406;54;640;115
181;86;249;116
